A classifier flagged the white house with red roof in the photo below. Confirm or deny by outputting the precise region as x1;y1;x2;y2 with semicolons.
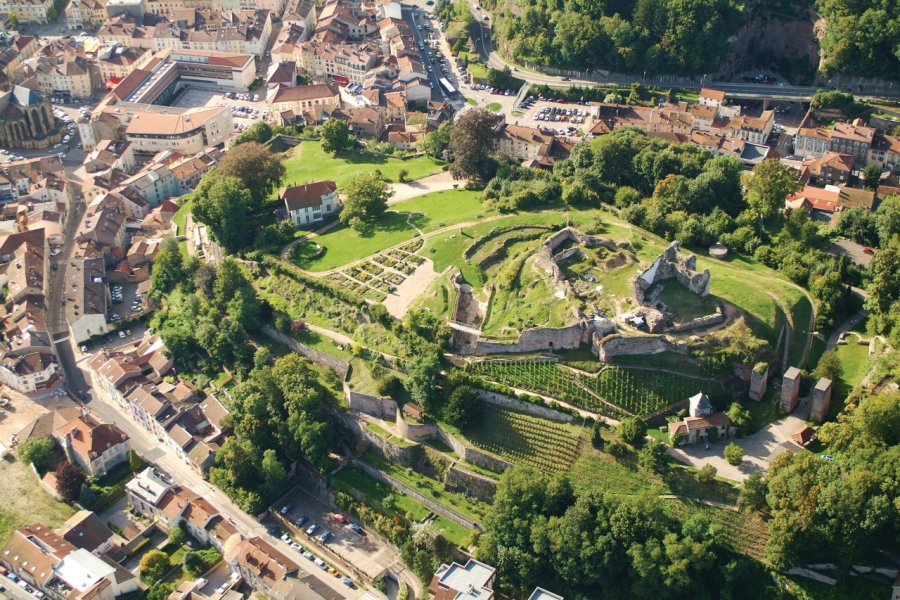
279;180;339;227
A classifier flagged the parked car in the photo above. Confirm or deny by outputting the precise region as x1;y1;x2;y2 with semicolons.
280;504;291;515
341;577;356;589
306;523;318;536
302;551;313;560
318;529;331;543
349;523;364;535
314;558;327;570
295;515;308;527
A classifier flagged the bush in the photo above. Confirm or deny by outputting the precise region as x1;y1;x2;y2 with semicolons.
606;439;627;458
168;523;187;546
617;417;647;446
17;436;56;471
591;421;604;450
56;460;86;503
637;439;667;473
696;464;717;484
724;442;744;466
140;550;171;583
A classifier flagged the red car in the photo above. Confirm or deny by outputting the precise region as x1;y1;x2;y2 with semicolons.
862;247;874;255
332;514;346;523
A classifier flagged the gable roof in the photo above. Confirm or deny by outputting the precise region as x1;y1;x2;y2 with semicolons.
279;180;337;210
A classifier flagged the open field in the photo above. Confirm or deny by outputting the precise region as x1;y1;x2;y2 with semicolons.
282;141;444;188
0;457;76;546
463;407;583;473
656;280;721;322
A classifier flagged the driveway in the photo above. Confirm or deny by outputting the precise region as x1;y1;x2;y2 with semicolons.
667;398;811;481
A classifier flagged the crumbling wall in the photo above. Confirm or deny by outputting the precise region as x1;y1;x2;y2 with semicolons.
633;241;711;304
474;322;589;355
596;334;688;362
394;407;439;441
445;465;498;503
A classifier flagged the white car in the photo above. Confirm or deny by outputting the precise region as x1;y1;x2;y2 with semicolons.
118;331;126;339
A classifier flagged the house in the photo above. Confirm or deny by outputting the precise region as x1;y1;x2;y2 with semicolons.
348;106;386;139
800;151;854;186
791;425;816;446
868;134;900;174
58;511;125;558
266;83;340;116
668;391;731;446
830;120;875;165
429;558;496;600
786;184;875;222
226;537;300;594
496;124;554;163
53;412;131;477
280;180;339;227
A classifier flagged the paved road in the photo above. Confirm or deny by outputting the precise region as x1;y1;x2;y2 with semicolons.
0;573;36;600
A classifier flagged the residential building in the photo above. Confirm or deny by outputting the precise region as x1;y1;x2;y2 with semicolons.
667;392;731;446
53;412;131;477
266;82;340;116
280;180;339;227
800;151;854;186
34;55;98;101
496;124;554;163
299;41;377;85
95;45;154;84
830;120;875;164
348;105;385;138
868;134;900;173
226;537;300;594
0;0;54;24
786;183;875;222
58;511;125;558
124;106;232;154
66;0;108;29
429;559;496;600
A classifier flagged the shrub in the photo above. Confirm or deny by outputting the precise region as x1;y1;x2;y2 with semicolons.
591;421;604;450
140;550;171;583
606;439;627;458
168;523;187;546
697;464;717;484
17;436;56;470
617;417;647;446
724;442;744;466
637;439;667;473
56;460;86;503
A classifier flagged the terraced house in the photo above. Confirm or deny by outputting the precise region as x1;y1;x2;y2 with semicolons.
0;0;53;24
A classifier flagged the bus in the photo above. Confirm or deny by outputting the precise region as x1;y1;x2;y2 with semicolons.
439;77;456;96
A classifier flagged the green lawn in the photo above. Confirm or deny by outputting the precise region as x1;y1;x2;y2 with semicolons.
173;198;192;236
282;141;444;188
833;335;872;415
786;291;814;367
331;466;430;521
486;102;502;112
656;280;721;322
0;458;75;547
292;190;488;272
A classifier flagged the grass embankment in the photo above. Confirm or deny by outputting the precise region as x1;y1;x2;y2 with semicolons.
331;466;473;546
282;141;444;188
0;458;75;547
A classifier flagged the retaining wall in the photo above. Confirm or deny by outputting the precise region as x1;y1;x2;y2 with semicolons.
261;325;350;377
596;334;687;362
351;459;482;531
666;309;726;333
476;389;573;423
359;424;423;467
445;465;498;503
436;428;512;475
394;408;439;442
345;384;398;419
474;322;589;355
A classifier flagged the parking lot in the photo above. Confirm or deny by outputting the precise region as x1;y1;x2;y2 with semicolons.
170;87;269;133
0;389;76;448
273;486;398;583
514;98;596;137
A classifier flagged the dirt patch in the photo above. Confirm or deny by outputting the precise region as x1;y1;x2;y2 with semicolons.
383;258;440;319
388;172;462;205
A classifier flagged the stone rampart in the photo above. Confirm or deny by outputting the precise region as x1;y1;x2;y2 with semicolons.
360;425;423;467
476;389;574;423
345;384;398;419
596;334;688;362
666;309;726;333
394;407;439;442
435;428;512;474
262;325;350;377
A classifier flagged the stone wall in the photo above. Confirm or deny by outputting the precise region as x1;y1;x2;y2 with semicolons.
749;364;769;401
345;384;398;419
445;465;498;503
666;308;726;333
474;322;589;355
359;425;423;467
596;334;687;362
476;388;574;423
394;407;439;442
435;428;512;474
633;241;710;304
261;325;350;378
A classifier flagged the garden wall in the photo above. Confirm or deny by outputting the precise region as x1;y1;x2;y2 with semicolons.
261;325;350;377
476;389;573;423
595;334;687;362
345;384;398;419
360;425;423;467
445;465;497;503
436;428;512;474
474;322;589;355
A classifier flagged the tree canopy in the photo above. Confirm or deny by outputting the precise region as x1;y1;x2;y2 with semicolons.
450;108;498;182
192;176;254;254
214;142;286;211
321;118;354;154
340;173;391;232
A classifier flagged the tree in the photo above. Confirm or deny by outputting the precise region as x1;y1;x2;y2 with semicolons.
591;421;604;449
449;108;497;181
862;164;882;191
723;442;744;466
444;385;482;429
743;159;800;225
340;172;391;232
232;121;273;146
320;118;354;154
865;241;900;339
261;449;288;499
874;195;900;247
146;584;173;600
167;522;187;546
214;142;286;211
398;168;409;183
740;471;767;512
140;549;172;582
726;402;751;430
836;207;878;247
151;237;184;296
637;439;667;473
696;464;717;484
192;176;253;254
17;436;55;470
422;121;452;159
56;460;85;503
811;350;843;384
405;353;441;411
617;417;647;446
